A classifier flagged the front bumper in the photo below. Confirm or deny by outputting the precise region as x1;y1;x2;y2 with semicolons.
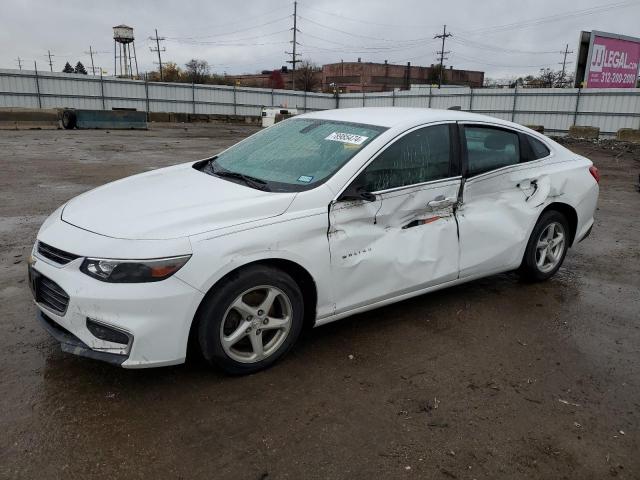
30;252;205;369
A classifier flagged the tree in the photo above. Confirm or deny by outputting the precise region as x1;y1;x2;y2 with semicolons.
295;60;321;91
74;62;87;75
62;62;74;73
184;59;209;84
162;62;182;82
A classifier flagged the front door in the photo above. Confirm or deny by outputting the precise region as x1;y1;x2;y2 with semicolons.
328;123;462;315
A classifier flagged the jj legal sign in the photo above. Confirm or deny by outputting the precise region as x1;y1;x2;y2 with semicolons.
583;31;640;88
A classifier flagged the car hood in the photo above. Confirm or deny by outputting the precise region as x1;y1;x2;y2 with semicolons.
61;162;296;240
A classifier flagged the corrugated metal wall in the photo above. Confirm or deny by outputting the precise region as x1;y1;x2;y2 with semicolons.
1;69;639;134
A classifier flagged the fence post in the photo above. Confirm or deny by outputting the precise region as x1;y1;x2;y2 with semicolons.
469;87;474;112
303;89;307;112
233;84;237;116
428;85;432;108
271;88;275;107
100;72;107;110
573;88;582;126
362;91;366;107
143;74;149;118
335;89;339;109
192;81;196;115
392;89;395;107
511;83;518;122
33;62;42;109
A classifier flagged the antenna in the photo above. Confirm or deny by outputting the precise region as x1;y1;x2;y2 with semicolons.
434;25;453;89
149;29;166;81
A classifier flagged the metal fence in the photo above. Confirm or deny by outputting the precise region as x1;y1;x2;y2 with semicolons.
1;68;639;135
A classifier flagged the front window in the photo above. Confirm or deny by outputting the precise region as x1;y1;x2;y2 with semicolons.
203;118;386;192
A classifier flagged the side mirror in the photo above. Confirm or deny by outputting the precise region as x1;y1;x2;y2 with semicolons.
340;177;377;202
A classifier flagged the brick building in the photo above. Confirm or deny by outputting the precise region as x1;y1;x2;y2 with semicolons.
228;60;484;92
323;60;484;92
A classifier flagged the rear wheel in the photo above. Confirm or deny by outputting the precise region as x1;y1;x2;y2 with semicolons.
197;265;304;375
519;210;569;282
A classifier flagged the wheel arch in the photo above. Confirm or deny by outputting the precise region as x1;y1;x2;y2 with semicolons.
186;258;318;360
540;201;578;246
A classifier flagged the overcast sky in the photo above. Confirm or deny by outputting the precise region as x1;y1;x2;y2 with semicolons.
2;0;639;80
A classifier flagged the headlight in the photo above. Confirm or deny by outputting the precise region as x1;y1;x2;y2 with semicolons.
80;255;191;283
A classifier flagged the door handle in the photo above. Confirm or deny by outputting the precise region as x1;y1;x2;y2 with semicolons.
427;196;457;209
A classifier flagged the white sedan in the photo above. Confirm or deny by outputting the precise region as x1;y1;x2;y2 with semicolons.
29;108;599;374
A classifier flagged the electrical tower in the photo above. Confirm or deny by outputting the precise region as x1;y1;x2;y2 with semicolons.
113;25;139;78
434;25;452;89
285;1;301;90
149;29;166;81
46;50;54;72
559;44;574;87
84;46;107;75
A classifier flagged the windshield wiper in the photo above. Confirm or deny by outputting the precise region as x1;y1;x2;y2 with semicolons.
213;169;271;191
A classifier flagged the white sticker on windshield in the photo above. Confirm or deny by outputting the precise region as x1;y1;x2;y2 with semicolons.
325;132;369;145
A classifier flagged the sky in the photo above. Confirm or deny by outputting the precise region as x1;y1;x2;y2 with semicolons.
1;0;639;81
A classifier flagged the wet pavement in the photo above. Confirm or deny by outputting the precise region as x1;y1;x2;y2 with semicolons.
0;124;638;479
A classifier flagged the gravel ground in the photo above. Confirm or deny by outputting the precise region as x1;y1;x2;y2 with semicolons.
0;124;638;480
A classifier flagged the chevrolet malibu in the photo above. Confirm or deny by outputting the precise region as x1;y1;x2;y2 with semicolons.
29;107;599;374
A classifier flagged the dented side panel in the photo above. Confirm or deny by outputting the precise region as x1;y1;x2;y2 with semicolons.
328;179;461;315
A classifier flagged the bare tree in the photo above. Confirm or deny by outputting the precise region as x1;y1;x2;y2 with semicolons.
184;59;209;84
295;60;321;91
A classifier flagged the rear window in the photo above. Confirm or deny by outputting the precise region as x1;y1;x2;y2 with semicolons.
527;135;551;160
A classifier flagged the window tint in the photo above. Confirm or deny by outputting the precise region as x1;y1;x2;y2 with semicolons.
527;135;551;159
464;126;520;176
360;124;451;192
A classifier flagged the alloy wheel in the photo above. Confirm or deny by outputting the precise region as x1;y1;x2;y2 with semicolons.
535;221;566;273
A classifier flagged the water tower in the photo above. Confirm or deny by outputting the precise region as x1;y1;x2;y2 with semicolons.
113;25;139;78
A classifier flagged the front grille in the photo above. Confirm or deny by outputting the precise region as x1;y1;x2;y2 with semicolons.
37;241;80;265
36;275;70;315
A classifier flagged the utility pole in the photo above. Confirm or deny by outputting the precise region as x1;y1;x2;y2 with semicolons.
559;44;574;87
16;57;22;70
46;50;54;72
149;29;166;80
86;46;95;75
285;1;301;90
434;25;452;89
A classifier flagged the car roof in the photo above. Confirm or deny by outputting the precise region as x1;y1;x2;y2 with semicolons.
300;107;513;129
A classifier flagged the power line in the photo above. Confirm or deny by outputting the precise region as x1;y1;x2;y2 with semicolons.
285;1;301;90
149;29;166;80
434;25;452;88
301;4;440;30
166;15;290;41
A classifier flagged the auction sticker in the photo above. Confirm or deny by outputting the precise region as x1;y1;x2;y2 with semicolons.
325;132;369;145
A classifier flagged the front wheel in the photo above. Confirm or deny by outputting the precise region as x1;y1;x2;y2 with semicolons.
197;265;304;375
519;210;569;282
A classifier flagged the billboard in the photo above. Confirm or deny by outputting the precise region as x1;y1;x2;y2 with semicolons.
575;30;640;88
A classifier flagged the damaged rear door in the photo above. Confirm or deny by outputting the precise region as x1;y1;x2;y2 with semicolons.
328;123;462;315
456;123;552;278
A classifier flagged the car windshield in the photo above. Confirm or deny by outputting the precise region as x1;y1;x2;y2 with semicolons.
208;118;387;192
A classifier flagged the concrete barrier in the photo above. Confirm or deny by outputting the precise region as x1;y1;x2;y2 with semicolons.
0;108;60;130
568;125;600;140
616;128;640;143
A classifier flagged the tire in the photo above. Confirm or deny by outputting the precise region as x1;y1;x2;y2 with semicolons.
197;265;304;375
519;210;570;282
61;110;77;129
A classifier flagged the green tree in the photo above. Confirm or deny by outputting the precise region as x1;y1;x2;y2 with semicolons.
62;62;74;73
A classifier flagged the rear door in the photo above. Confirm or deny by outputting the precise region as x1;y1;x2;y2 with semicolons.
456;123;553;278
328;122;462;315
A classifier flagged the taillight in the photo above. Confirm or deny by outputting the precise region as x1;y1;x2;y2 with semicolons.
589;166;600;184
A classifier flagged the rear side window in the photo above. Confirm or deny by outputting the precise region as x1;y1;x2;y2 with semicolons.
464;126;520;176
527;135;551;160
360;124;452;192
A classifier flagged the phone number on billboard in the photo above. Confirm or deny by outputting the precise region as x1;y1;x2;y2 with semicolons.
597;72;637;84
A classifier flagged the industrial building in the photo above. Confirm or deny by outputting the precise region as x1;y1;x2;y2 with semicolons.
228;60;484;92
